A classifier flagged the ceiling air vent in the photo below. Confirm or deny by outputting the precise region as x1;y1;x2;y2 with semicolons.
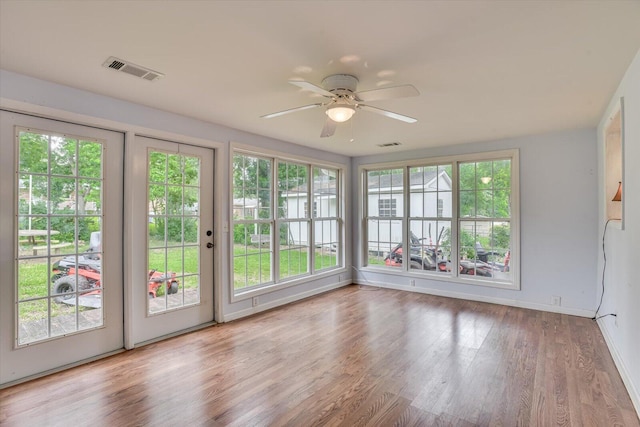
377;142;402;147
102;56;164;82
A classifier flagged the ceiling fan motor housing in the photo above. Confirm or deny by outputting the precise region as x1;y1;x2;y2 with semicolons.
322;74;358;93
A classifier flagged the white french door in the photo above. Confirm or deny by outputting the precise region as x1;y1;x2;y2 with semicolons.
128;136;214;345
0;111;124;386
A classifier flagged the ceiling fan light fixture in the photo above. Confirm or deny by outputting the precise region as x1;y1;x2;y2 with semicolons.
325;104;355;123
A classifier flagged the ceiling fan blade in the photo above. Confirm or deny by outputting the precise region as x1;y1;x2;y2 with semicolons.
358;104;417;123
261;103;323;119
289;80;335;98
355;84;419;102
320;117;337;138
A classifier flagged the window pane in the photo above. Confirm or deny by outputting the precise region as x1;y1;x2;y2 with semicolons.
183;156;200;186
16;129;105;345
367;219;402;268
494;190;511;218
50;137;76;176
458;158;512;282
476;161;493;190
312;167;340;271
279;221;309;279
147;150;201;313
79;179;102;214
232;153;274;293
167;185;183;216
167;154;182;185
149;151;167;184
459;162;475;190
232;223;273;291
477;190;492;217
460;191;475;217
18;300;49;345
489;221;511;280
314;219;338;270
438;192;451;217
493;159;511;189
78;141;102;178
18;174;48;215
50;177;76;214
368;169;403;217
313;167;337;218
278;161;308;219
409;220;451;274
19;132;48;174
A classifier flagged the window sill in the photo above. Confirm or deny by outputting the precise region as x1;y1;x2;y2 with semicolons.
359;265;520;291
231;266;348;303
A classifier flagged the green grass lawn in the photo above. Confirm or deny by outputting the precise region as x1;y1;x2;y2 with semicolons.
17;242;340;303
17;261;51;300
233;244;338;290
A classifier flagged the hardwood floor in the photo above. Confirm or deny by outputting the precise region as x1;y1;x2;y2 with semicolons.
1;285;638;426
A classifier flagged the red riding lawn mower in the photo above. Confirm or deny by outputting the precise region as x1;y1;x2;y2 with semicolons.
384;230;499;277
51;232;179;307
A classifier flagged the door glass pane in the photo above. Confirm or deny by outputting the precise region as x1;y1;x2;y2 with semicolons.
147;150;201;315
16;129;104;346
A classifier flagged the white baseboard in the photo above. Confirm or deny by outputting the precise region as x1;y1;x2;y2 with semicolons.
353;279;595;318
222;280;350;322
0;348;125;389
597;319;640;416
134;321;217;348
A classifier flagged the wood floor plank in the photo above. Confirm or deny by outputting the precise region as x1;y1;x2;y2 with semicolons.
1;285;638;426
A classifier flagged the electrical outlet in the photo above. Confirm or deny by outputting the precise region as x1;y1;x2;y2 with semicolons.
252;297;258;307
410;279;416;287
552;295;561;306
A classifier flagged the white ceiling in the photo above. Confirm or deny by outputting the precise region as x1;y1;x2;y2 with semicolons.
1;1;639;157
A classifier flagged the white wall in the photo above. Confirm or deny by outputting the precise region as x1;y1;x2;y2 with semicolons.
352;128;598;316
596;48;640;413
0;70;351;324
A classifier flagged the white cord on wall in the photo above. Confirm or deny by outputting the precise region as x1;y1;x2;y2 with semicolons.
593;219;617;321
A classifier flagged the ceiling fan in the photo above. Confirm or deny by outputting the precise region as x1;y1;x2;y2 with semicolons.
261;74;419;138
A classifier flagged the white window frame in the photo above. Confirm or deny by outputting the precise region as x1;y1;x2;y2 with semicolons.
231;146;346;301
360;149;520;290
